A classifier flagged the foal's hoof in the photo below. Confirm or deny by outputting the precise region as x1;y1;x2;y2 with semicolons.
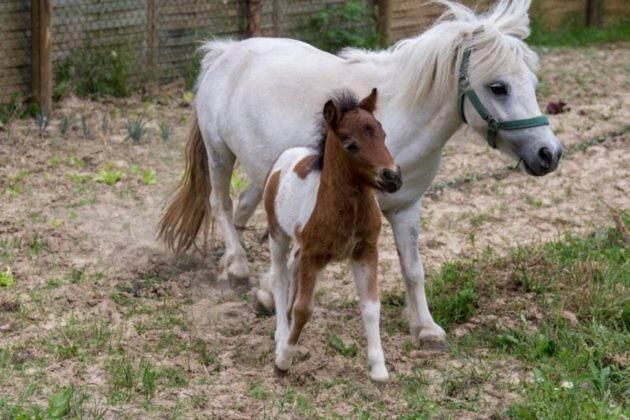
274;364;289;377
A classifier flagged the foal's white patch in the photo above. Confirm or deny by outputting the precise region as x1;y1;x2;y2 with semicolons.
268;147;321;239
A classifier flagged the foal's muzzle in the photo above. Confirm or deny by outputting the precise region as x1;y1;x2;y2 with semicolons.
377;166;402;193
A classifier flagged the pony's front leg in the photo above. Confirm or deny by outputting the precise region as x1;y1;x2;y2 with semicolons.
384;201;446;346
352;243;388;382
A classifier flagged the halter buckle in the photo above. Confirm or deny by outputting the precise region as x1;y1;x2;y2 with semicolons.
487;118;500;133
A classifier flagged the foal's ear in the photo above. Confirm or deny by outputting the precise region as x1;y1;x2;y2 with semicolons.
359;88;378;113
323;99;340;128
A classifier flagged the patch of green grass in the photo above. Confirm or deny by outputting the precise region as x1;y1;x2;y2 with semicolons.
457;211;630;418
247;381;270;400
327;333;358;358
529;18;630;47
107;354;188;403
428;261;480;329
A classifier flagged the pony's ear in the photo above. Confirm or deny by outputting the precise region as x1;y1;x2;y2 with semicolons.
359;88;378;113
323;99;340;128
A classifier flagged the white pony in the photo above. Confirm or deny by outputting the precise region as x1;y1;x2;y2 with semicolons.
159;0;563;345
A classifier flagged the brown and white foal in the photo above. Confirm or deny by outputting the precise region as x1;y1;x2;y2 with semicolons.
263;88;402;381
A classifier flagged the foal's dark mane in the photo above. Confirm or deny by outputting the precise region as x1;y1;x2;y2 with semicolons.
311;90;360;172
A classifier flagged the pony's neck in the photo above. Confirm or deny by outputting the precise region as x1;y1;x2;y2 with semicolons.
319;132;371;201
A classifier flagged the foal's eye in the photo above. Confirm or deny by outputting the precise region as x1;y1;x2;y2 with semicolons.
345;143;360;152
489;82;508;96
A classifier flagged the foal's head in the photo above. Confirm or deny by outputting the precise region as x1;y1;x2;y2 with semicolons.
323;88;402;193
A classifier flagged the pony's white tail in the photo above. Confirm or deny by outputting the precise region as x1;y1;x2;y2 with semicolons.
197;39;237;88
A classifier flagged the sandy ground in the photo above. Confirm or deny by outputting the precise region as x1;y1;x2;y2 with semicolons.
0;43;628;417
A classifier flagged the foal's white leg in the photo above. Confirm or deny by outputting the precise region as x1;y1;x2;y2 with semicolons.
206;144;250;282
269;233;291;344
384;201;446;345
352;256;388;382
234;183;263;234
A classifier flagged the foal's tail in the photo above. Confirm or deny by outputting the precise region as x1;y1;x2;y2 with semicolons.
158;110;211;254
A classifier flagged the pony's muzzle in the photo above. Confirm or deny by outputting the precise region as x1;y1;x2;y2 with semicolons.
377;166;402;193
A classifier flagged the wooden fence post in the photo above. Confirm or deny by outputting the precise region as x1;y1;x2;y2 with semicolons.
586;0;603;27
32;0;52;115
147;0;156;81
378;0;392;46
247;0;262;37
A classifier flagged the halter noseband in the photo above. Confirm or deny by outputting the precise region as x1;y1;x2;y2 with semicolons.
457;46;550;149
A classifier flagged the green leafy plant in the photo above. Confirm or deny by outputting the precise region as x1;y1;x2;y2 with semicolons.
35;109;49;137
125;114;146;144
141;168;157;185
101;113;109;134
55;42;133;98
159;122;171;142
0;93;39;124
0;267;15;287
94;168;125;186
81;114;91;139
299;0;381;53
60;115;70;136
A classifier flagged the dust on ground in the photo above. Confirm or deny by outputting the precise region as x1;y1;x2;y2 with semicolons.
0;43;628;417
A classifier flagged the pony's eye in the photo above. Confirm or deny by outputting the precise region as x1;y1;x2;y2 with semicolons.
490;83;508;96
345;143;360;152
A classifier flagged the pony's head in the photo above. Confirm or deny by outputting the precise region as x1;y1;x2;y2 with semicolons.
323;88;402;193
446;0;563;176
373;0;563;176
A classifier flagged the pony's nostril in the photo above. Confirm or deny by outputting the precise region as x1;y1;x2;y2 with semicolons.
538;147;553;168
382;169;397;181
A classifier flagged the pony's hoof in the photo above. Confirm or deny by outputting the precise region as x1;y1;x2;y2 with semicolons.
252;288;275;316
420;337;448;351
370;364;389;383
253;288;275;315
411;322;447;351
274;364;289;377
228;272;251;292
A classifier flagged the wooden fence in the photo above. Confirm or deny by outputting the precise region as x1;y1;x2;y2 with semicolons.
1;0;627;109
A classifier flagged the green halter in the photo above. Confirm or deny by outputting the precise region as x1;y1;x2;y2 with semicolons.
457;46;550;149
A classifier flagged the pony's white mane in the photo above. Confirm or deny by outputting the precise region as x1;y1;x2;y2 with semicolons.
340;0;539;106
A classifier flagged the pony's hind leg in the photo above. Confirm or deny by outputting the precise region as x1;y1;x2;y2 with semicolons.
207;142;250;284
234;183;263;234
352;243;389;382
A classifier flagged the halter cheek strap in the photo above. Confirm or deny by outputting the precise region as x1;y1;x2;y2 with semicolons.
457;47;550;149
